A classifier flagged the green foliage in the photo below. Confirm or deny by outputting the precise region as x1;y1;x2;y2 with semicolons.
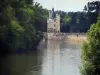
84;1;100;13
10;20;24;37
60;1;99;33
60;11;89;32
0;0;47;53
63;15;71;24
80;16;100;75
33;3;48;32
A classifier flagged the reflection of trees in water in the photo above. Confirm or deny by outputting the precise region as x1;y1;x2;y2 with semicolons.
0;52;41;75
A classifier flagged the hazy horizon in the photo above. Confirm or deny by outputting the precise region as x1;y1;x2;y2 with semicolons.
35;0;99;12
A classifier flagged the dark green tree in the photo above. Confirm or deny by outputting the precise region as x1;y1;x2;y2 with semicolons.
0;0;24;53
0;0;48;54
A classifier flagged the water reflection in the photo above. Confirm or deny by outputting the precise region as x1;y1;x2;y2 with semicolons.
41;40;60;75
40;40;81;75
0;40;81;75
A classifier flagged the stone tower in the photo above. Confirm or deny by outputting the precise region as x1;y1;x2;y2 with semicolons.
54;13;60;32
47;8;60;39
47;8;60;33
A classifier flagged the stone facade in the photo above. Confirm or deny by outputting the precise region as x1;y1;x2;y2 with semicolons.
47;8;60;39
47;8;60;33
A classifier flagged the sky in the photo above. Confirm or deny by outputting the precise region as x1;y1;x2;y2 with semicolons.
35;0;99;12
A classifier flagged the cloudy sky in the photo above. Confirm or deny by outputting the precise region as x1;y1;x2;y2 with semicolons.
35;0;99;12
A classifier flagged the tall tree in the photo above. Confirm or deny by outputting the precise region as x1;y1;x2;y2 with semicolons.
84;1;100;25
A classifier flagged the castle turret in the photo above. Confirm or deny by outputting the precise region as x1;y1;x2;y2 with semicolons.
51;7;55;19
48;8;55;19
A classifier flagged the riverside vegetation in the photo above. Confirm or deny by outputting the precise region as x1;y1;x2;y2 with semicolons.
1;0;100;72
0;0;48;55
80;1;100;75
80;16;100;75
0;0;100;75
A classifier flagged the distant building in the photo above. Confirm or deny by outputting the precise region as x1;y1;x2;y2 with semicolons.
47;8;60;33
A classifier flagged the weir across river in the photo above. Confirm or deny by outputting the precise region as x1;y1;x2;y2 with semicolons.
43;32;86;41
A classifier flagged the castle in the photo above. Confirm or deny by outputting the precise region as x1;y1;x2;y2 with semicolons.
43;8;86;40
47;8;60;33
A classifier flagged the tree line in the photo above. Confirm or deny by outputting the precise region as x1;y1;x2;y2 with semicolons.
51;1;100;33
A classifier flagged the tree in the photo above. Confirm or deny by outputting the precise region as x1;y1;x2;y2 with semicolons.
0;0;25;53
84;1;100;13
84;1;100;26
33;2;48;32
63;15;71;24
80;16;100;75
0;0;48;54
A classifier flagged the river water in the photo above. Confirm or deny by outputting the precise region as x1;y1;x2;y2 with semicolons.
0;40;81;75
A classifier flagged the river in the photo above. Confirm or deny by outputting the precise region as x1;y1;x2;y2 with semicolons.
0;40;81;75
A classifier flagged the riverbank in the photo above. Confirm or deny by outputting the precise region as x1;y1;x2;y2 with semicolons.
43;33;86;43
66;35;86;43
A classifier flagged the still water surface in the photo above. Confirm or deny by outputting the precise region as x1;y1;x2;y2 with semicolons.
0;40;81;75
